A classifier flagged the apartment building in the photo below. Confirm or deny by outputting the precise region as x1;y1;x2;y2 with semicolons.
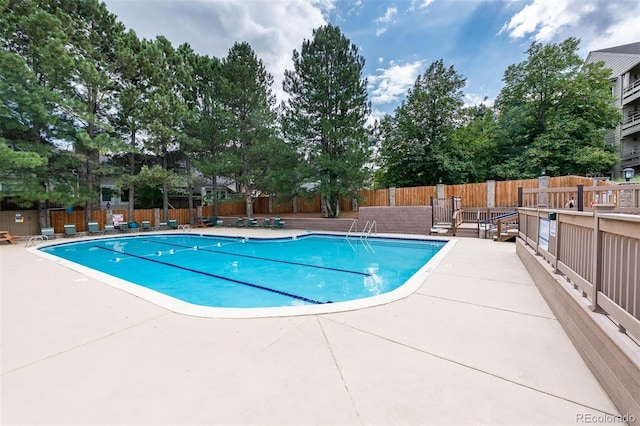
585;41;640;177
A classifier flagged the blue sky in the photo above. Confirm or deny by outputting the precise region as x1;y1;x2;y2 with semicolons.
103;0;640;121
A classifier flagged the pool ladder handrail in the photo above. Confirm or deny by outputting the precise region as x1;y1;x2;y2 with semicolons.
345;220;358;239
25;235;48;248
360;220;377;240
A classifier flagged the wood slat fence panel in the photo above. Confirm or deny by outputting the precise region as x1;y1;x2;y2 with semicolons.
395;186;436;206
358;189;390;207
445;182;486;207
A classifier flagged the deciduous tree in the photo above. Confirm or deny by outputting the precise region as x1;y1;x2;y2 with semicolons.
494;38;620;178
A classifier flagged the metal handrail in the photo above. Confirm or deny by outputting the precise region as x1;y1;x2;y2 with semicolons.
361;220;377;240
25;235;47;248
345;220;358;239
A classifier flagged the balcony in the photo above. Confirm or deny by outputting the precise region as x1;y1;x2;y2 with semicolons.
622;110;640;137
622;79;640;105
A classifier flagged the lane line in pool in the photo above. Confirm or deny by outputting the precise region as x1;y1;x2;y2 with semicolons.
92;245;327;305
143;239;371;277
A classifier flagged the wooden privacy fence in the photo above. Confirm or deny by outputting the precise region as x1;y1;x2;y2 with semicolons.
47;176;626;232
518;207;640;343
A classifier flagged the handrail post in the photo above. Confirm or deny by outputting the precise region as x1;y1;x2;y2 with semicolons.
590;204;615;312
577;184;584;211
517;187;523;207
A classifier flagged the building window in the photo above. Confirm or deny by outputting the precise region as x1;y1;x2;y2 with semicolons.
120;189;129;203
101;187;113;202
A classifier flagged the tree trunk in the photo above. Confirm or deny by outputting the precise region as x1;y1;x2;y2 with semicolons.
162;145;168;221
245;192;253;218
212;175;219;218
128;129;136;221
187;158;194;225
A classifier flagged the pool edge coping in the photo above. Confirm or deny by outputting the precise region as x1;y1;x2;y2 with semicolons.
28;231;457;318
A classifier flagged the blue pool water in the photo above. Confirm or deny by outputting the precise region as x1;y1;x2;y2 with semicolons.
39;234;446;310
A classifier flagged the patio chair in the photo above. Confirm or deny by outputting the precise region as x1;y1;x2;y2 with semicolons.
234;218;245;227
87;222;103;235
41;227;56;240
272;218;285;229
247;218;258;228
261;218;271;229
119;223;130;233
63;224;77;237
168;219;178;229
141;220;151;231
159;222;168;231
206;216;217;227
104;225;116;234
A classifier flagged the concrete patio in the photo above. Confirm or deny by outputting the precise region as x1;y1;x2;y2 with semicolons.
0;231;622;425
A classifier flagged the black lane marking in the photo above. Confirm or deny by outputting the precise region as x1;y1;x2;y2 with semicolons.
94;245;326;305
144;238;371;277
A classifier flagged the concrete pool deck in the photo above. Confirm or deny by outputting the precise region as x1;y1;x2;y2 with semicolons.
0;229;622;425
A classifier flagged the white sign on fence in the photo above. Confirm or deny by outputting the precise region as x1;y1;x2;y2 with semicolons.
539;218;550;252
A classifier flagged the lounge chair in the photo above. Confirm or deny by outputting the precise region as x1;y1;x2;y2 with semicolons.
159;222;168;230
141;220;151;231
0;230;17;244
87;222;103;235
104;225;116;234
207;216;218;227
261;218;271;228
168;219;178;229
234;218;245;227
272;218;285;229
247;218;258;228
214;218;224;227
41;227;56;240
119;223;130;233
63;224;77;237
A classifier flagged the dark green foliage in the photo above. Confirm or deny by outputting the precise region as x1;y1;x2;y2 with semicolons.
376;60;466;186
283;25;371;217
220;42;279;217
494;38;620;178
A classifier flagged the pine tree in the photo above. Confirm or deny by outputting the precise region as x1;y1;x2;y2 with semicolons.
283;25;371;218
220;42;277;218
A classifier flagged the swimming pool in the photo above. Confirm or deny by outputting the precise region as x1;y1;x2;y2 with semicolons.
36;233;452;317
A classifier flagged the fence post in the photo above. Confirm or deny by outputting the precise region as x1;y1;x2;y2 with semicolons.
517;187;523;207
590;204;615;312
389;187;396;207
577;184;584;211
487;180;495;208
450;195;455;223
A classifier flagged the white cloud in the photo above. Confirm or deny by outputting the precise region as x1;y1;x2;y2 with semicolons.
103;0;333;103
409;0;435;12
374;6;397;37
464;93;494;108
499;0;577;42
368;60;424;105
375;7;397;24
500;0;640;48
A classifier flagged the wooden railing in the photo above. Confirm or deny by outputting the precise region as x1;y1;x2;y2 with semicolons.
520;183;640;213
431;196;463;235
461;207;517;223
518;206;640;342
